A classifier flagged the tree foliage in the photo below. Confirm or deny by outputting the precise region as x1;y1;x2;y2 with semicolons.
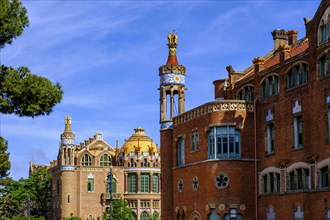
0;136;10;185
0;168;51;218
0;65;63;117
63;213;83;220
103;199;135;220
0;0;29;48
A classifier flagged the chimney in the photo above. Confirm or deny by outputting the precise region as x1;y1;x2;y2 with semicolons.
253;57;265;73
271;29;287;50
287;30;298;45
279;44;291;61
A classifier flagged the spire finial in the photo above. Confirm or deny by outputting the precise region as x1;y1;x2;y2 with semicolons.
64;116;72;132
165;31;179;65
167;31;178;54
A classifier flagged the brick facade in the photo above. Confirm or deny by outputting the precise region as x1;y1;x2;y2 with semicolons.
160;1;330;219
32;119;161;220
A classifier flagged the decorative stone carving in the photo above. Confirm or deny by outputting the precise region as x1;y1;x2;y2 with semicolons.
294;205;304;219
192;176;198;191
240;204;246;211
219;204;225;211
266;109;274;122
292;100;302;114
266;207;276;220
177;179;184;193
214;173;229;189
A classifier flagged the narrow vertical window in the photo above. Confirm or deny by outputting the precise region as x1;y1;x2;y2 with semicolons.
266;123;275;154
319;55;327;77
320;166;329;188
87;178;94;192
177;138;185;166
293;115;303;149
152;174;159;193
327;106;330;142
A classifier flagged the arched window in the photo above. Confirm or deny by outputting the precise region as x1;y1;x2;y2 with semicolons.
262;172;280;193
286;63;308;89
131;212;137;220
153;211;159;220
140;211;149;220
128;173;137;193
289;168;310;190
143;158;147;167
236;85;254;101
261;75;279;99
100;154;111;167
106;177;117;193
81;154;91;166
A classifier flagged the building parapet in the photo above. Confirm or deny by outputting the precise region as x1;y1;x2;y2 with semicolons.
173;100;253;125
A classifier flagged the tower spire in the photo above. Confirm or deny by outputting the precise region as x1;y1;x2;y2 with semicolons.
159;33;186;130
166;31;179;65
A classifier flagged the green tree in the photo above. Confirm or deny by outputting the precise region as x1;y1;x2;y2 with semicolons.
0;0;63;217
3;168;51;218
63;213;83;220
0;136;10;186
103;199;135;220
0;0;29;48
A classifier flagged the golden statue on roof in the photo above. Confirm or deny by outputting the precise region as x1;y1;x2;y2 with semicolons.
167;31;178;47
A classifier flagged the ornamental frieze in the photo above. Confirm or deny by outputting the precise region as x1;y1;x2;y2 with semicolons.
174;101;253;125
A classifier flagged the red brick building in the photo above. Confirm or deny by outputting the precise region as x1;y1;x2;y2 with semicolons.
160;1;330;219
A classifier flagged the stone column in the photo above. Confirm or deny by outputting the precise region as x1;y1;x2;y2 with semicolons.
137;172;141;193
158;173;161;193
150;172;153;193
137;198;140;220
124;172;128;193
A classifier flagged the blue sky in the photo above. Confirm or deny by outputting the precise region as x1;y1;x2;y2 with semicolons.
1;0;320;180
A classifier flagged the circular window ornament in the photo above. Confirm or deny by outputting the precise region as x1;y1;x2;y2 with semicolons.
192;176;198;191
177;179;184;193
214;173;229;189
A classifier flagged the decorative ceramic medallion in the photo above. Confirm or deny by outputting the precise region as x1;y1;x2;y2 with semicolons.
160;74;185;86
177;179;184;193
214;173;229;189
192;176;198;191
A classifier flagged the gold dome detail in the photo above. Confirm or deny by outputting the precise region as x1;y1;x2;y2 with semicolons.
121;127;158;156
